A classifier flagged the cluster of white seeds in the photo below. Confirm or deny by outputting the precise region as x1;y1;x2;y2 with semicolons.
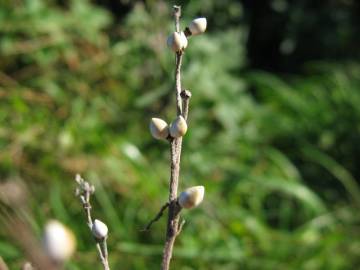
42;15;207;268
149;17;208;210
150;115;188;140
150;17;207;141
167;17;207;52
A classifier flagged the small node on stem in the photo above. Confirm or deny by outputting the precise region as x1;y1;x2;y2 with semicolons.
184;27;192;37
180;89;192;100
178;186;205;209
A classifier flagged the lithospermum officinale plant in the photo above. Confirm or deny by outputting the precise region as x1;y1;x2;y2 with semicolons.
146;5;207;270
74;5;207;270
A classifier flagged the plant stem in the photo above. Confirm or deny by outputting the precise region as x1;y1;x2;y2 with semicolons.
161;6;192;270
161;138;182;270
75;175;110;270
173;5;183;117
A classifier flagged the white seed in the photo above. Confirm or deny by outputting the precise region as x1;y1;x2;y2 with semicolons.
167;32;182;52
169;115;187;138
150;117;169;140
92;219;108;239
43;220;76;262
178;186;205;209
189;17;207;36
179;31;188;49
167;32;188;52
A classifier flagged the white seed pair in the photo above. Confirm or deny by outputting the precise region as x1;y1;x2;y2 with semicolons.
167;17;207;52
150;116;187;140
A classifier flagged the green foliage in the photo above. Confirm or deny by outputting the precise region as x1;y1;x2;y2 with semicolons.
0;1;360;269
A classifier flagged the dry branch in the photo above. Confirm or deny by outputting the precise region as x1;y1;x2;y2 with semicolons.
75;174;110;270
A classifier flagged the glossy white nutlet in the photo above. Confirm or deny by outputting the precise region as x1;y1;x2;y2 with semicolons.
167;32;188;52
150;117;169;140
43;220;76;262
179;31;188;49
178;186;205;209
169;115;187;138
189;17;207;35
92;219;108;239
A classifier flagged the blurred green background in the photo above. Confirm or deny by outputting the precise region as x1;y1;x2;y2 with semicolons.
1;0;360;269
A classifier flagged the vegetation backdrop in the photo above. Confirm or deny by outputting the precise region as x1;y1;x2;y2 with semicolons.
1;0;360;269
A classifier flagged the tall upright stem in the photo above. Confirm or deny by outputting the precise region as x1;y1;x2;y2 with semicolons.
161;5;190;270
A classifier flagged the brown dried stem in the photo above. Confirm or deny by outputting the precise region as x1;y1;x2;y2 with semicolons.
161;6;192;270
173;5;183;117
75;174;110;270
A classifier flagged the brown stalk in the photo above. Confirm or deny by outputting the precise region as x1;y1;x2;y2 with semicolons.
161;6;192;270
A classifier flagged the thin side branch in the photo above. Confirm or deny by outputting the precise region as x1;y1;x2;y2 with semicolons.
75;174;110;270
142;202;169;231
176;219;186;236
